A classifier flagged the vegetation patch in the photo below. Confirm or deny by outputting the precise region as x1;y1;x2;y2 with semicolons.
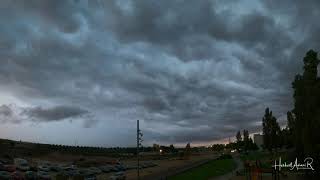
240;151;289;169
168;158;236;180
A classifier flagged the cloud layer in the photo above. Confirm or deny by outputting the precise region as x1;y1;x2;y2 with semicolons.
0;0;319;146
0;104;93;127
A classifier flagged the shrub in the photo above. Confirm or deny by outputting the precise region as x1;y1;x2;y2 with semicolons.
218;153;232;160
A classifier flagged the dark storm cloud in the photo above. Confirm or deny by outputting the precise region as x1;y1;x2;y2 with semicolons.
0;104;95;127
0;105;13;117
0;104;22;124
22;106;89;122
0;0;318;145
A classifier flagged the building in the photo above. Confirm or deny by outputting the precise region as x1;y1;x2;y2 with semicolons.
253;134;263;149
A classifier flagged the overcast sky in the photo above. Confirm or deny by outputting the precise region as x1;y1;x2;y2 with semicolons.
0;0;319;147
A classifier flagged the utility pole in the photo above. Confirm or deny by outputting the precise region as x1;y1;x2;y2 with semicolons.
137;120;143;180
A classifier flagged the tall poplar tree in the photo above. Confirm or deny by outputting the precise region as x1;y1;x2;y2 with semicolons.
292;50;320;156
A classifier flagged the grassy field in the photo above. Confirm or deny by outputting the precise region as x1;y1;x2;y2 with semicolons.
168;158;236;180
240;151;289;169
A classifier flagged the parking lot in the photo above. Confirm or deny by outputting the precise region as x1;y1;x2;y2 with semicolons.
0;157;158;180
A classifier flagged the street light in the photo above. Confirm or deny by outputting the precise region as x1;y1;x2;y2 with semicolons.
137;120;143;180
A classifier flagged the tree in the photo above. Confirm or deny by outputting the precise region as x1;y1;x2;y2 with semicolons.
212;144;225;152
248;138;259;151
287;111;295;133
243;129;249;151
280;127;293;149
169;144;176;153
281;111;295;148
235;131;242;152
185;143;191;155
153;144;160;152
236;131;242;143
262;107;281;151
225;142;237;150
291;50;320;157
10;141;15;148
262;108;272;151
243;130;249;141
186;143;191;149
229;131;258;152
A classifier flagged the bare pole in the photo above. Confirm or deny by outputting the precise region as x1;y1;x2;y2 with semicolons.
137;120;140;180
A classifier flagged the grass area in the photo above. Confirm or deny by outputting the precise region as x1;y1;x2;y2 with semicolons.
168;158;236;180
240;151;289;169
240;151;268;161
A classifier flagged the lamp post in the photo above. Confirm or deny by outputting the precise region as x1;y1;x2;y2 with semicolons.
137;120;143;180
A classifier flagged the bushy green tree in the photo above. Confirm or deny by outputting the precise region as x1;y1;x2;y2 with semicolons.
280;111;295;148
236;131;242;142
233;129;258;152
235;131;242;151
262;107;281;151
211;144;225;151
243;129;249;151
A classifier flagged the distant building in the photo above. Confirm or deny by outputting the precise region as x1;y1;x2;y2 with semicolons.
253;134;263;149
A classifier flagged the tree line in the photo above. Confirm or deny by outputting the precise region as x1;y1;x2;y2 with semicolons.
211;130;258;152
261;50;320;172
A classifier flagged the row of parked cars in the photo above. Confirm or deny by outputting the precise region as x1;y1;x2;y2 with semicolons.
0;158;157;180
0;159;53;180
0;167;50;180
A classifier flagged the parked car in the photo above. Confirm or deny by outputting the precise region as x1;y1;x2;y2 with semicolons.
12;171;25;180
62;166;76;171
37;171;51;180
87;167;102;175
4;165;16;172
110;165;125;172
25;171;37;180
79;168;93;176
37;166;49;172
0;171;11;180
109;172;126;180
61;167;79;177
0;162;5;171
99;165;112;173
84;175;97;180
17;164;30;172
14;159;27;165
28;166;38;172
14;159;29;171
78;169;97;180
0;159;10;165
115;165;126;171
49;165;62;172
124;165;136;170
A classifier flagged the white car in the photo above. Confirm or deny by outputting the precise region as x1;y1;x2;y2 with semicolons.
17;163;30;171
38;165;50;172
14;158;30;171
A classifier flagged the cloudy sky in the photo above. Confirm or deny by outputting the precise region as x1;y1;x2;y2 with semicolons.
0;0;319;147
